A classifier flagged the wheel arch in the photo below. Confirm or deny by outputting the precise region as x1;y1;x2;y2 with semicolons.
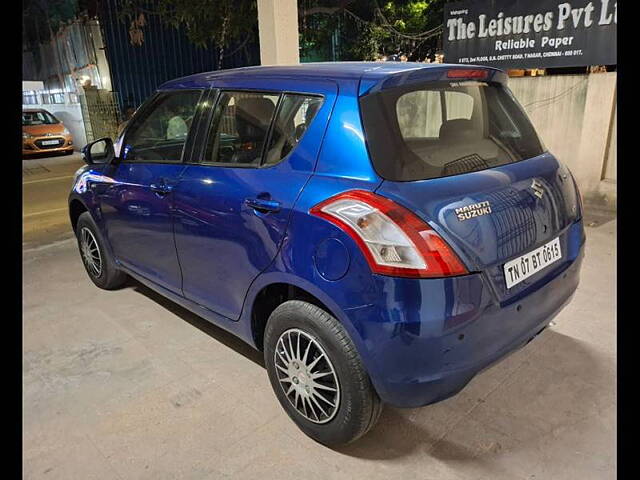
69;198;88;233
250;281;334;352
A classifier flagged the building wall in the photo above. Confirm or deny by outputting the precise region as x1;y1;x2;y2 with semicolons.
603;97;617;182
47;104;87;149
509;72;617;211
22;81;44;91
22;19;108;92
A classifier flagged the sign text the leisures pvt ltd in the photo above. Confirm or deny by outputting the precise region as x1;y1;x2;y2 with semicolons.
443;0;617;69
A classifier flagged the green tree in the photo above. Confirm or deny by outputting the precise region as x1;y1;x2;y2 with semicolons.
119;0;445;62
299;0;446;62
119;0;258;65
23;0;447;68
120;0;258;48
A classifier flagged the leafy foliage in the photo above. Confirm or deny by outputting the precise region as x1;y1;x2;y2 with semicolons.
22;0;446;63
118;0;258;49
300;0;446;62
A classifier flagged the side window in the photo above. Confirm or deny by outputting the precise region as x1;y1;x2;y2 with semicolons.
264;94;323;166
204;91;279;166
396;90;442;139
123;90;202;163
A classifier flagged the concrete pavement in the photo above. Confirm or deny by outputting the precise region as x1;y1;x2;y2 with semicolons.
23;211;616;479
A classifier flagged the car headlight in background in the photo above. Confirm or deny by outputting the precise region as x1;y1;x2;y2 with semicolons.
62;127;70;135
23;132;34;140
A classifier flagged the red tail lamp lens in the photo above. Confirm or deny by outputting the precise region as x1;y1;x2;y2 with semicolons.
310;190;468;278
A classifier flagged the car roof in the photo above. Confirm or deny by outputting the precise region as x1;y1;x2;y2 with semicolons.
158;61;479;91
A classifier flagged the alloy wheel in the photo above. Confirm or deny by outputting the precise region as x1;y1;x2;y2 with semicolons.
274;328;340;424
80;227;102;278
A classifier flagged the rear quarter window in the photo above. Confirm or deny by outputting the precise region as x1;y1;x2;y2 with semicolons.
264;94;323;166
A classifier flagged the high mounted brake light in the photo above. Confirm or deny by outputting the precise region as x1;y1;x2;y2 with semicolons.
310;190;468;278
447;69;488;79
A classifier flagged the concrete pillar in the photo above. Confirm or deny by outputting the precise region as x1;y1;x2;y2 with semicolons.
575;72;617;200
257;0;300;65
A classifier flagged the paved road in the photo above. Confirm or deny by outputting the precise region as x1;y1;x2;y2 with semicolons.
23;152;84;248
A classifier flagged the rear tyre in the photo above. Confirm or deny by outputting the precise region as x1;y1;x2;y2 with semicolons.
75;211;127;290
264;300;382;446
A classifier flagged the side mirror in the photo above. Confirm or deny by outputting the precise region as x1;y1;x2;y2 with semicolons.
82;137;114;165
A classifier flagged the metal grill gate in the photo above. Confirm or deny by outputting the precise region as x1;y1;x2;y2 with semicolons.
79;88;122;143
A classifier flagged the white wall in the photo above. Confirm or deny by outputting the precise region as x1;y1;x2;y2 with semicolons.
509;72;617;211
48;104;86;150
22;81;44;91
603;98;617;182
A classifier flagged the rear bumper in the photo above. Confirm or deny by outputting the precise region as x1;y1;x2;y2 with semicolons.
345;223;585;408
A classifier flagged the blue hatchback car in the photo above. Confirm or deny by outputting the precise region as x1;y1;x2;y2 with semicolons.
69;62;585;445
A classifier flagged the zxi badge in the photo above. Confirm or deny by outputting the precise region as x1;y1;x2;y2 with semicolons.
531;179;545;199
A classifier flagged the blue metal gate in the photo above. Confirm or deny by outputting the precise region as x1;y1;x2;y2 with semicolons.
97;0;259;113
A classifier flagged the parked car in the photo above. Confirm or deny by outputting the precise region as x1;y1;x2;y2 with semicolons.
22;108;74;156
68;62;585;446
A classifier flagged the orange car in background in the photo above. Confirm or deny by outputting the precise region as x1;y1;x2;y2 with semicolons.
22;109;74;156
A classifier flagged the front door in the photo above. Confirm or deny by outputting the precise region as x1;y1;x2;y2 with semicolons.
97;89;203;293
172;85;336;319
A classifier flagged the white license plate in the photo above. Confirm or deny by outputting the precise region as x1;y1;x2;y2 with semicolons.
504;237;562;289
41;140;60;146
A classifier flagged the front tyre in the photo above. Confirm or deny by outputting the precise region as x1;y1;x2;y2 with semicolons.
264;300;382;446
75;211;127;290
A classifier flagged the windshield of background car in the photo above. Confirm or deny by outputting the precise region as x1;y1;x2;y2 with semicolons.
22;111;59;126
359;81;545;181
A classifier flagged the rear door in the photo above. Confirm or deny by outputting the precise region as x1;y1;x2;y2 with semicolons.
172;82;337;319
361;69;582;302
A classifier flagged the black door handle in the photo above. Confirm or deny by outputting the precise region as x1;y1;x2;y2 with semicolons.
245;197;281;213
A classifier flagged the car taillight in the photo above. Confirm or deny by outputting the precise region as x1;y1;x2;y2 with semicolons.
447;69;488;79
310;190;468;278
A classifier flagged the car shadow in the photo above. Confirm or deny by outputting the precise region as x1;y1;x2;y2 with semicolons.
127;278;265;367
126;278;612;462
336;330;612;461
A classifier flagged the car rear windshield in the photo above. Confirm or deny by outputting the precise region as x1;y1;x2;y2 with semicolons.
359;81;545;181
22;111;59;126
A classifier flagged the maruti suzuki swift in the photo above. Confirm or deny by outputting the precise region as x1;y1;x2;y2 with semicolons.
68;62;585;446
